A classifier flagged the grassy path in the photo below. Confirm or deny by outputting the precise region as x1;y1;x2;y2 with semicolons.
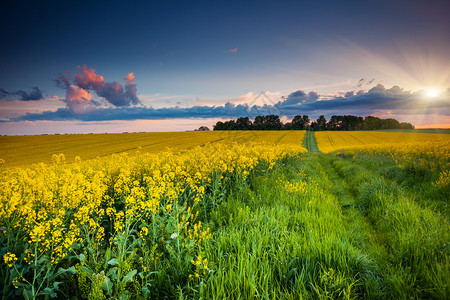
204;152;449;298
328;155;450;299
204;155;385;298
303;131;320;153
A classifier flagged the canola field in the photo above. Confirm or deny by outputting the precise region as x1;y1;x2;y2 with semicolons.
0;131;304;168
1;130;449;299
315;131;450;154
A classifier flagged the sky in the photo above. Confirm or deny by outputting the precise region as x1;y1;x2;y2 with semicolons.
1;0;449;135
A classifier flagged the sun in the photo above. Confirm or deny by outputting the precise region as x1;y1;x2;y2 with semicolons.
425;89;439;98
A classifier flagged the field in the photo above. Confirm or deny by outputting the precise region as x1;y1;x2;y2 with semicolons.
1;130;449;299
0;131;304;168
315;131;450;154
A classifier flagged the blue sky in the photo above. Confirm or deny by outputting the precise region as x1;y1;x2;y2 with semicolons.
1;0;449;134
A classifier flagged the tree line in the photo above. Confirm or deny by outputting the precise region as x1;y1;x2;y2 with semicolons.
213;115;414;131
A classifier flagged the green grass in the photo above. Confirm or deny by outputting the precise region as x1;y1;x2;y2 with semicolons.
303;131;320;153
190;153;449;299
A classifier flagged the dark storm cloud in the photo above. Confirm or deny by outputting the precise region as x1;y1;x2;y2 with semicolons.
10;84;450;122
0;87;44;101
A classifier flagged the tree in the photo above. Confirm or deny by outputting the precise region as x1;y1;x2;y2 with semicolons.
316;115;327;130
213;121;225;130
236;117;252;130
363;116;381;130
292;115;310;130
400;122;414;129
253;116;265;130
195;126;210;131
302;115;310;129
327;115;341;130
213;120;237;130
264;115;282;130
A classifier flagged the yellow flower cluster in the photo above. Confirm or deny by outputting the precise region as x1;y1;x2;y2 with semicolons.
0;138;306;290
191;254;209;277
3;252;17;267
315;131;449;154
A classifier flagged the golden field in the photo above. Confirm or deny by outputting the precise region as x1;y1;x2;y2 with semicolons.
0;131;306;168
315;131;449;154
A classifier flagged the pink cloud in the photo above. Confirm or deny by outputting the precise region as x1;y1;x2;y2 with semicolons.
224;48;238;53
74;65;105;91
65;85;92;114
123;73;135;84
58;66;140;108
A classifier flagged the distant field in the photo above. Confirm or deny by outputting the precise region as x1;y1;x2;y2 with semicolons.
315;131;450;153
374;129;450;134
0;131;306;168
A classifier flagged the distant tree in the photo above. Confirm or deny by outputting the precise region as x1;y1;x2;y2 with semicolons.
400;122;414;129
384;118;401;129
340;115;363;130
215;114;413;131
302;115;310;129
327;115;341;130
213;121;225;130
316;115;327;130
283;122;293;130
253;115;265;130
292;115;310;129
213;120;237;130
264;115;282;130
223;120;237;130
236;117;252;130
363;116;381;130
292;115;303;129
195;126;210;131
251;115;282;130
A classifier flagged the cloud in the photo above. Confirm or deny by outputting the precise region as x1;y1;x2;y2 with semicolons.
356;78;375;88
123;73;138;105
279;90;319;106
0;87;44;101
64;85;92;114
55;73;70;89
9;84;450;123
224;48;238;53
74;65;105;91
284;84;450;117
230;91;282;106
56;65;141;110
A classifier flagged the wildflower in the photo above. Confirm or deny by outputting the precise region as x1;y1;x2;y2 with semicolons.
3;252;17;267
140;226;148;236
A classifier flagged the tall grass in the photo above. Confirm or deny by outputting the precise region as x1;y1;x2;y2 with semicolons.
331;155;449;299
201;155;385;299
